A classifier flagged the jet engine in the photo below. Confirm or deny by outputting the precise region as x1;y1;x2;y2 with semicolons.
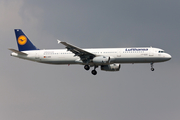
101;64;121;71
93;56;110;64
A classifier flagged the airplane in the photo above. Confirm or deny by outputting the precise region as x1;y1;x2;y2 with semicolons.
9;29;171;75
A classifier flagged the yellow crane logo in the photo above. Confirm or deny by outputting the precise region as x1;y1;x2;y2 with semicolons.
18;35;27;45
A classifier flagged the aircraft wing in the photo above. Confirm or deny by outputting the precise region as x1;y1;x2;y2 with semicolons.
57;40;96;61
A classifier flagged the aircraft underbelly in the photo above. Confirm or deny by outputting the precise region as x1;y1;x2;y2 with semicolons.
40;56;77;64
114;57;165;63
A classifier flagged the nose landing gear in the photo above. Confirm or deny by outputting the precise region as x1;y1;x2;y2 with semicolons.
151;68;155;71
150;62;155;71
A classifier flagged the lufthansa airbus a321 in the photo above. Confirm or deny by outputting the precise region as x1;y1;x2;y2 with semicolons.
9;29;171;75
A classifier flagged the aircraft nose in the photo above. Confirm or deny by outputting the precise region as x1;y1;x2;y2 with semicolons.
166;53;172;60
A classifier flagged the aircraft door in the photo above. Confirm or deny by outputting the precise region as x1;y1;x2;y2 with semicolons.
117;50;121;57
35;51;40;61
149;48;154;56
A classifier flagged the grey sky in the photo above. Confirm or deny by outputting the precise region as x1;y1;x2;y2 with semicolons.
1;0;180;120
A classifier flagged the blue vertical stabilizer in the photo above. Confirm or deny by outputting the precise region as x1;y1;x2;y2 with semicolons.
14;29;38;51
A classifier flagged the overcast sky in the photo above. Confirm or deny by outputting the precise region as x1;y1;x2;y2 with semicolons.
1;0;180;120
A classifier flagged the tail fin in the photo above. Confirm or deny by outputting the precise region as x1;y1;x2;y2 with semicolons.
14;29;38;51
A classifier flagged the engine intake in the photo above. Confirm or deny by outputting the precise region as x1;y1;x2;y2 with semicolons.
101;64;121;71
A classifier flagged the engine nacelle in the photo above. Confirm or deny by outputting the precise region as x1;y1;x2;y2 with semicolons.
101;64;121;71
93;56;110;64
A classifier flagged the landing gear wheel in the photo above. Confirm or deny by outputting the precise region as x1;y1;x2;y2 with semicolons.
84;65;90;70
91;70;97;75
151;68;155;71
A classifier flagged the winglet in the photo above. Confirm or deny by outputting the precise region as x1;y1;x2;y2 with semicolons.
57;39;61;44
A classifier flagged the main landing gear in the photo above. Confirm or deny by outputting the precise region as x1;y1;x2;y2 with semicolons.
150;62;155;71
84;65;98;75
84;65;90;70
91;66;98;75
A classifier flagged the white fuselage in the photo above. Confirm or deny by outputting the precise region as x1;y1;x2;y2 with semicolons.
11;47;171;65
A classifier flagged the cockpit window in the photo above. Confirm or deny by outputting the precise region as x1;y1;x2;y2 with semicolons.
158;51;164;53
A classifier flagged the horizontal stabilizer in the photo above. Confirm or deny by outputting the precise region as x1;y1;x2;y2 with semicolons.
9;49;28;55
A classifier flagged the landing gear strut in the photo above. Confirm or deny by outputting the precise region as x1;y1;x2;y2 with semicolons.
150;62;155;71
91;66;98;75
